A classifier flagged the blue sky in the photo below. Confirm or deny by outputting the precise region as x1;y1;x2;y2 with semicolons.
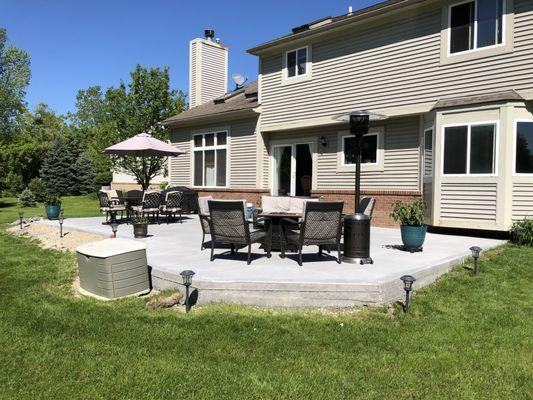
1;0;381;115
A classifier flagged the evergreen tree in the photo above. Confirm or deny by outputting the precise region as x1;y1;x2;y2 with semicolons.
40;136;76;196
73;152;96;194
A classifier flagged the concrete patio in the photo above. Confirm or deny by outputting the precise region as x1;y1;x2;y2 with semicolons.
40;216;504;307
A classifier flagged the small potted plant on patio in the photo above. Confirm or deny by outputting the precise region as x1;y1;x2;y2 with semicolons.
390;199;427;252
44;193;62;220
131;212;149;238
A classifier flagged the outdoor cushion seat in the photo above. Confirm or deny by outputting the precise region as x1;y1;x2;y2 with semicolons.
260;196;319;214
249;229;269;242
130;191;162;224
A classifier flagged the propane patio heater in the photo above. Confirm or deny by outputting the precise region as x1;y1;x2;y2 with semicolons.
334;110;387;264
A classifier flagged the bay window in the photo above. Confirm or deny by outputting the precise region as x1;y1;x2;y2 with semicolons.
193;131;227;187
424;128;433;177
443;122;497;175
449;0;504;54
515;122;533;174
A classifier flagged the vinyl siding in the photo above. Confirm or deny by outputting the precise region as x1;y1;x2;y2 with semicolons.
512;182;533;220
267;116;420;191
259;0;533;128
168;117;258;188
440;182;498;222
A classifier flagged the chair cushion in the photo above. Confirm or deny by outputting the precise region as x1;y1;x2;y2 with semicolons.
261;196;291;213
289;197;319;214
198;196;213;215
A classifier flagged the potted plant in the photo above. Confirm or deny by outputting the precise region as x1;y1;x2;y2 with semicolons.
131;212;149;238
390;199;427;252
44;193;62;220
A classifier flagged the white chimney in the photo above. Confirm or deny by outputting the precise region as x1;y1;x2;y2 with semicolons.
189;29;228;109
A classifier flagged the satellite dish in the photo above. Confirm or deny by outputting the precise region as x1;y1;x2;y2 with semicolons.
231;73;247;90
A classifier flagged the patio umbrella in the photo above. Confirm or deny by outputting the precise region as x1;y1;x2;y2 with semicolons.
104;133;185;157
104;133;185;190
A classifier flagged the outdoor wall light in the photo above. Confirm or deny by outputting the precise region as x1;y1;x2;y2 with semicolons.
18;211;24;230
59;213;64;238
180;270;195;313
320;136;327;148
110;222;119;238
469;246;482;274
400;275;416;313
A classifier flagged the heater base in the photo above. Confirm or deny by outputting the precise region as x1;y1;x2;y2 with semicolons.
342;256;374;265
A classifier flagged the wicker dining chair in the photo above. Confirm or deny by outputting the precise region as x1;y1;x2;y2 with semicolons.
97;190;126;223
208;200;272;265
160;191;183;224
280;201;344;266
197;196;213;250
131;191;162;224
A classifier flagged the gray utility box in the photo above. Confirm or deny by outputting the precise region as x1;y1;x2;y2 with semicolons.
76;238;150;300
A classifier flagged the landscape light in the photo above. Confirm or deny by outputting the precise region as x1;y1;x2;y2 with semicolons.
59;213;64;238
180;270;195;313
110;222;119;238
400;275;416;313
18;211;24;230
469;246;482;274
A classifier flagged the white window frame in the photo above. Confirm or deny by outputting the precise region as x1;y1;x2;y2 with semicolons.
441;121;499;177
337;128;385;172
191;130;229;188
447;0;506;57
424;127;434;178
282;45;312;85
285;46;308;79
513;119;533;176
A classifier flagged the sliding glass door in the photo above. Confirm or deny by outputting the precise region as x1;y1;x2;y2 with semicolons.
272;143;313;196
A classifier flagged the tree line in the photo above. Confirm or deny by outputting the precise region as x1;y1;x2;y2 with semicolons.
0;27;187;200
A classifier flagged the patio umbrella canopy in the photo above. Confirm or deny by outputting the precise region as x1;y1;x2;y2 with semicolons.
104;133;185;157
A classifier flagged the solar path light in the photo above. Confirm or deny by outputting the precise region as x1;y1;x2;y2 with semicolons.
180;270;195;313
400;275;416;313
469;246;482;274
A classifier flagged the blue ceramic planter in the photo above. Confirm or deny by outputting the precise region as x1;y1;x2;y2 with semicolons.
400;225;427;250
45;204;61;220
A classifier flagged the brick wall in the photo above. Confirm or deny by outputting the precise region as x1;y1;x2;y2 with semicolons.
312;189;422;227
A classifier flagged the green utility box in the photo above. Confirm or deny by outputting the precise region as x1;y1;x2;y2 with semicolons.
76;238;150;300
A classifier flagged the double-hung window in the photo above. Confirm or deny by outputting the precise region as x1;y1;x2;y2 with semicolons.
286;47;307;78
442;122;497;175
343;133;379;166
449;0;504;54
193;131;227;187
515;122;533;174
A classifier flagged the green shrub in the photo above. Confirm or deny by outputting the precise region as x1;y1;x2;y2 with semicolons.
44;193;62;206
510;218;533;246
28;178;47;202
19;188;37;207
93;171;113;189
390;199;426;226
159;181;168;190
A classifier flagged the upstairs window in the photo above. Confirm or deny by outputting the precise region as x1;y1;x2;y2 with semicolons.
286;47;307;78
449;0;504;54
443;123;497;175
515;122;533;174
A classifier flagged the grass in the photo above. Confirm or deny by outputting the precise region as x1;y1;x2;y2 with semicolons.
0;195;100;225
0;224;531;399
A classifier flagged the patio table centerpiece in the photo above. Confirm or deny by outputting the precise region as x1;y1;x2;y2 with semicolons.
131;213;149;238
390;199;427;252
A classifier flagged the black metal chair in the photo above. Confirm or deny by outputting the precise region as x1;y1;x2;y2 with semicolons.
360;196;376;218
208;200;272;265
160;191;183;223
97;190;126;223
280;201;344;266
131;191;162;224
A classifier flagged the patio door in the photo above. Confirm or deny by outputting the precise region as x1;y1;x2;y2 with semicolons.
271;143;313;196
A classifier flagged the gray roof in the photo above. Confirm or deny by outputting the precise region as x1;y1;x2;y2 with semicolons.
247;0;428;54
433;90;525;109
163;81;258;127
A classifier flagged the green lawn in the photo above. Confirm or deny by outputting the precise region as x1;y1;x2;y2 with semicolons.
0;225;531;399
0;195;100;225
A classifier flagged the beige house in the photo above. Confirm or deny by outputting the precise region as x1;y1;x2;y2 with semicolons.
163;0;533;230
